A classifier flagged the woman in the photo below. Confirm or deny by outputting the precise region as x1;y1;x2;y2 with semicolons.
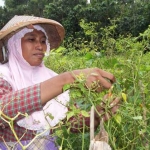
0;15;120;149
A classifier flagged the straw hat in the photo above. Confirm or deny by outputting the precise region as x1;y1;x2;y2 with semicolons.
0;15;65;63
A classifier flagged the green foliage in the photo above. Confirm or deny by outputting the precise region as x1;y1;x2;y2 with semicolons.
43;0;87;38
44;32;150;149
137;25;150;53
116;0;150;36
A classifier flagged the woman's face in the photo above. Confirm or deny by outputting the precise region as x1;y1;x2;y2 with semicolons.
21;29;47;66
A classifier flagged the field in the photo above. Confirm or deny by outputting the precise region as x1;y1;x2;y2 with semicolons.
44;39;150;150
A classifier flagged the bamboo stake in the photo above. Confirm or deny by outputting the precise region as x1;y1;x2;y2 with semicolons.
89;106;112;150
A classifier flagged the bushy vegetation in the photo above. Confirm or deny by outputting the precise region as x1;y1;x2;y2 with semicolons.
44;23;150;149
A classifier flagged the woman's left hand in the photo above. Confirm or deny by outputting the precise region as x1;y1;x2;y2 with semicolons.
94;94;121;126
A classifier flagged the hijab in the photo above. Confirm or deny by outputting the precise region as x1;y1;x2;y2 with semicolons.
0;25;70;132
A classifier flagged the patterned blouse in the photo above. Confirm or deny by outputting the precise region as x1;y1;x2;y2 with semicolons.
0;78;42;142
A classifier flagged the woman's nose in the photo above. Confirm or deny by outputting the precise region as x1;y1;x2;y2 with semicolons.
35;41;43;50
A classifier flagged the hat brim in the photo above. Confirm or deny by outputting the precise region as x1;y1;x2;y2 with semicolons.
0;15;65;63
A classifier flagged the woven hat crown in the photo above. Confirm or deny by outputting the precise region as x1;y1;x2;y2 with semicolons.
0;15;65;63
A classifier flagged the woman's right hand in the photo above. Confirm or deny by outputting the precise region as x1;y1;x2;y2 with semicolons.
41;68;116;104
72;68;115;92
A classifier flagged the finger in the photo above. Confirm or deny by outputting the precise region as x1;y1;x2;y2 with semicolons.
95;106;105;117
96;83;104;92
84;69;114;90
96;76;113;90
99;101;106;108
103;94;108;100
98;69;116;84
102;105;120;122
101;94;114;105
95;95;113;111
94;105;107;121
96;97;109;109
103;94;110;100
103;112;111;121
110;97;121;107
110;105;120;114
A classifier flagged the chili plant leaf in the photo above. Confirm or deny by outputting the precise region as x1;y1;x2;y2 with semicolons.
114;114;122;124
63;84;70;91
81;110;90;117
67;111;75;121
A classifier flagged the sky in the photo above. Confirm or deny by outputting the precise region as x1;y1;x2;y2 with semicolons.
0;0;4;7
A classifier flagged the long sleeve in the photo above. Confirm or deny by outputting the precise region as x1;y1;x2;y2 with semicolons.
0;78;43;141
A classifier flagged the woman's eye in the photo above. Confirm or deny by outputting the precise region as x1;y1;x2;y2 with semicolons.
28;38;34;41
41;40;46;44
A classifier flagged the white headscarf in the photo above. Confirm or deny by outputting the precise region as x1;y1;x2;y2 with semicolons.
5;25;51;90
0;25;70;132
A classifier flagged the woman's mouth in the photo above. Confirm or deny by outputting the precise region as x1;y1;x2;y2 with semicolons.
34;53;44;58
